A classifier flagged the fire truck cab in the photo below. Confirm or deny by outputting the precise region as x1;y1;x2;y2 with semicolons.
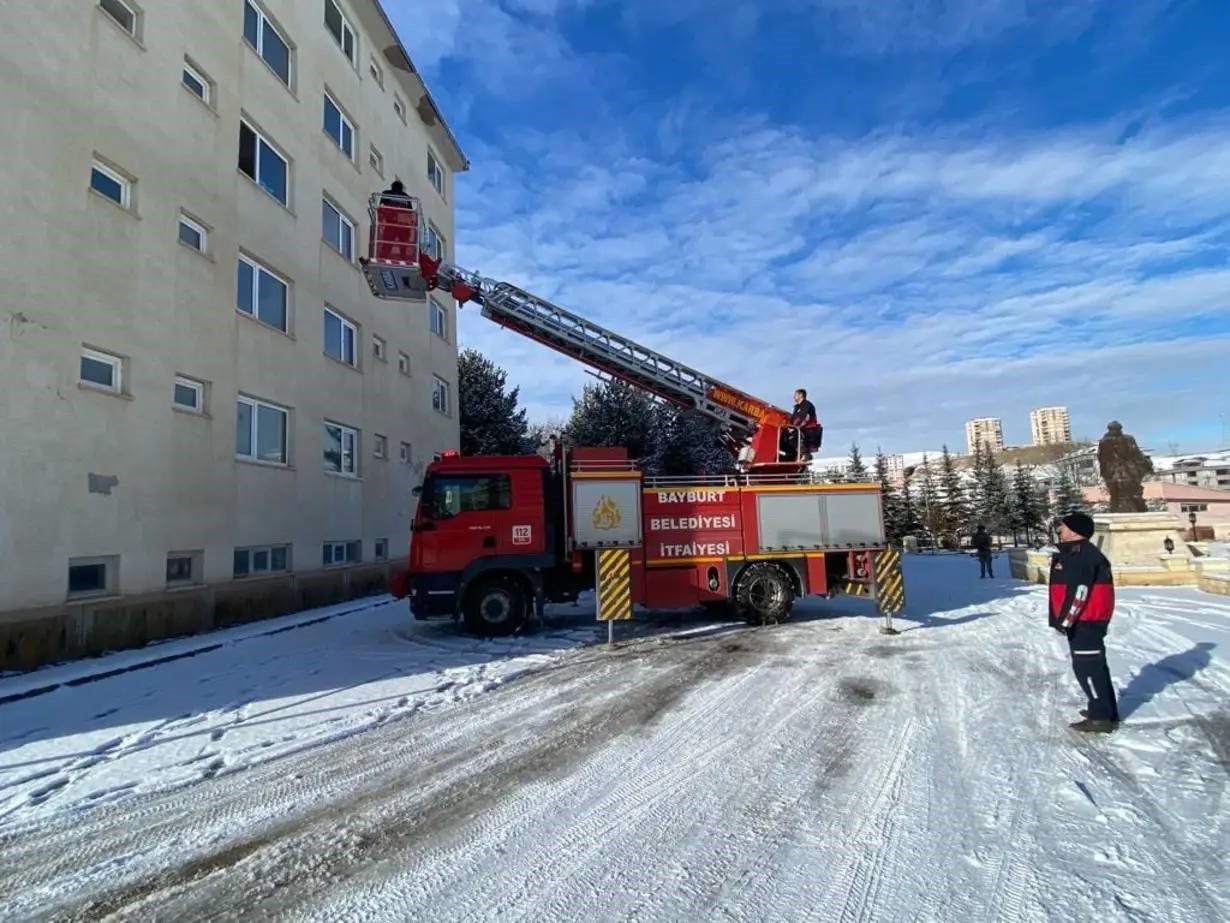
399;443;895;636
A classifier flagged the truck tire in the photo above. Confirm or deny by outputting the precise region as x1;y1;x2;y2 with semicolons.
735;563;794;625
462;575;527;637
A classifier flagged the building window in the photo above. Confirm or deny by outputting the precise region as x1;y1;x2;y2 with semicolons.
373;433;387;459
243;0;292;86
400;441;411;464
324;421;359;475
236;255;289;331
236;396;289;464
166;552;202;585
323;540;361;566
432;376;450;416
1180;503;1209;513
398;351;410;375
321;198;355;260
323;307;357;366
369;144;384;177
182;58;212;105
369;57;384;88
392;94;406;123
429;297;447;340
178;213;208;253
427;149;445;198
324;0;356;64
374;538;389;560
173;376;205;412
372;335;386;361
424;223;446;261
68;556;118;598
99;0;139;37
323;92;355;159
90;159;132;208
80;347;123;393
238;120;289;204
233;544;289;578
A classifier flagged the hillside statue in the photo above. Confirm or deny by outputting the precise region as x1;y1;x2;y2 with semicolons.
1097;421;1153;513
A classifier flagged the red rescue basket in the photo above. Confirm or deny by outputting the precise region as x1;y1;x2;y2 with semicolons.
360;193;429;301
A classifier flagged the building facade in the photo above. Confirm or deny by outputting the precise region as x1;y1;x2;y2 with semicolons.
1156;453;1230;490
1030;406;1071;446
0;0;467;669
965;418;1004;455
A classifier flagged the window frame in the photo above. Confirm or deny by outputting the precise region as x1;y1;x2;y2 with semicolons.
324;421;359;476
323;306;358;367
369;143;384;177
181;58;212;105
99;0;140;39
425;223;447;261
427;148;445;199
243;0;293;87
369;57;384;88
233;543;290;578
68;555;119;599
429;297;447;340
321;197;355;261
236;395;290;465
323;91;356;160
392;93;406;123
422;474;513;519
236;253;290;332
173;375;205;413
432;375;451;416
323;540;362;566
397;351;411;376
238;118;290;205
166;551;203;586
324;0;357;66
373;433;388;459
90;159;132;209
400;441;411;464
372;334;387;361
178;212;209;253
374;538;389;561
80;347;123;393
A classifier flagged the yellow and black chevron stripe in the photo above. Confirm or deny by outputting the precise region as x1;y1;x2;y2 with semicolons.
596;548;632;621
874;548;905;615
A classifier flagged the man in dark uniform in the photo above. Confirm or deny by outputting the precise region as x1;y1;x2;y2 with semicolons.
1049;512;1119;732
972;524;993;578
380;178;409;204
788;389;822;458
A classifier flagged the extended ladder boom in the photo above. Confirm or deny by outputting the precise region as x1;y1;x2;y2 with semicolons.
426;260;790;441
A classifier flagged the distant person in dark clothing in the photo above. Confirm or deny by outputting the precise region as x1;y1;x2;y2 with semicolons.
972;524;993;578
1049;511;1120;733
788;389;822;458
380;179;409;204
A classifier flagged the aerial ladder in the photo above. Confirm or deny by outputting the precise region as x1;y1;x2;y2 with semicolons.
360;194;822;473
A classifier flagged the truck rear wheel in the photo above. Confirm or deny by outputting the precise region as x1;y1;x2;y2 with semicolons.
462;576;527;637
735;563;794;625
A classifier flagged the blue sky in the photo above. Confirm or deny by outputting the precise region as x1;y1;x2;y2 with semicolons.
390;0;1230;455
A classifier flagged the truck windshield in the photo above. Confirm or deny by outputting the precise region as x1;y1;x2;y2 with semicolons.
421;474;512;519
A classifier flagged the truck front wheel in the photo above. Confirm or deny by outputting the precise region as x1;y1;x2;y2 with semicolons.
462;576;528;637
735;563;794;625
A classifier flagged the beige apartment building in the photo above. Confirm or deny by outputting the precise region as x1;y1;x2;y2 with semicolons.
0;0;467;669
964;417;1004;456
1030;406;1071;446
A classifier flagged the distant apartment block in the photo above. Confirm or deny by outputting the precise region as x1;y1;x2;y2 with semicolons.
965;418;1005;455
1030;406;1071;446
0;0;467;670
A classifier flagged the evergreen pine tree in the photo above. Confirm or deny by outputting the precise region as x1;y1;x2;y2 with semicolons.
1052;465;1085;518
983;456;1013;536
917;455;943;543
874;451;905;542
848;443;870;481
649;406;734;476
938;445;967;544
457;349;533;456
566;380;656;460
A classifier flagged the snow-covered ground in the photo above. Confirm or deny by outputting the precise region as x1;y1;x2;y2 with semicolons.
0;556;1227;922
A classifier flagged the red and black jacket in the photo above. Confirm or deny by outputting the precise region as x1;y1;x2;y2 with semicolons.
1048;539;1114;629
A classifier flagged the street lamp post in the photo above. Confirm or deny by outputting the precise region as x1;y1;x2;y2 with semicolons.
1188;510;1198;542
1163;535;1175;554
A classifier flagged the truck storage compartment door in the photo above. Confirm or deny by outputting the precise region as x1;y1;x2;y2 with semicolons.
571;478;642;548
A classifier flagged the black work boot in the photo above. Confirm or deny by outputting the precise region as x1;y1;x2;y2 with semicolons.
1069;717;1116;733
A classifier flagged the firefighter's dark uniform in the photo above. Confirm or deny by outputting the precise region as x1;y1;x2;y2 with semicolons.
1049;532;1119;727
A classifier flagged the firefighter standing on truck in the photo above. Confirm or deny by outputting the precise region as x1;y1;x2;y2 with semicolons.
789;388;822;459
1048;512;1119;733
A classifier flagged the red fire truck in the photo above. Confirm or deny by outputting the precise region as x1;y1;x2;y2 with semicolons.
361;194;905;635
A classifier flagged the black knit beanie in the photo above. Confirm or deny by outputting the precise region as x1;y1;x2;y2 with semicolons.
1061;512;1095;539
